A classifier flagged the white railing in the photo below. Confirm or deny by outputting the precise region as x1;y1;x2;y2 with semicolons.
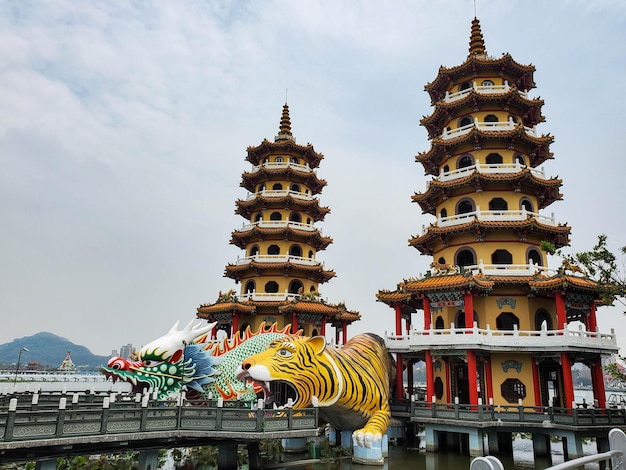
440;117;537;140
385;324;618;353
237;291;323;302
443;80;529;104
436;207;556;227
463;261;556;277
232;254;321;266
248;161;311;173
238;220;317;232
437;161;545;182
245;189;314;201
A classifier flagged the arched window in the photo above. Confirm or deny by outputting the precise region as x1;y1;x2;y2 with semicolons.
481;79;494;87
484;114;499;123
245;281;255;294
458;154;474;169
289;245;302;257
249;245;260;256
290;183;300;192
509;115;519;124
258;183;265;192
309;285;316;293
527;248;542;266
308;250;314;258
440;208;448;219
270;212;282;221
289;212;302;223
435;316;444;329
254;213;262;223
520;198;533;212
288;280;303;294
459;82;471;91
275;157;283;163
496;312;519;331
290;156;299;164
457;199;475;214
486;152;503;164
272;183;283;190
443;165;450;173
514;153;525;165
456;248;476;266
489;197;508;211
535;309;553;331
491;249;513;265
455;310;466;329
459;116;472;127
264;281;279;293
306;217;312;225
438;257;446;264
267;244;280;255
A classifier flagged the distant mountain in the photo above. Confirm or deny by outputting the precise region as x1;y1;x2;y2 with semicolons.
0;332;110;371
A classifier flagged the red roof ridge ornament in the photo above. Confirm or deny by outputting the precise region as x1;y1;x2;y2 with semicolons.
275;102;295;142
469;17;486;57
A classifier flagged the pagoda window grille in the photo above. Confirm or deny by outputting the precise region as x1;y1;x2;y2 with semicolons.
491;249;513;265
440;208;448;219
484;114;499;123
486;152;503;164
501;378;527;403
289;244;302;257
435;316;444;330
270;212;282;221
290;183;301;192
496;312;519;331
264;281;279;293
289;280;303;294
268;244;280;255
245;280;255;294
289;212;302;223
290;156;299;164
275;156;284;163
535;309;553;331
434;376;444;399
527;248;542;266
489;197;508;211
459;81;471;91
250;245;260;256
459;116;472;128
457;198;475;214
254;213;262;223
514;153;525;165
272;183;283;190
456;248;476;266
520;198;533;212
481;79;494;87
457;154;474;169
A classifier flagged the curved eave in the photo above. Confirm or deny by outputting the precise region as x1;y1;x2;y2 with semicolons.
246;139;324;168
230;226;333;250
416;127;554;175
196;301;258;316
412;171;563;213
409;219;571;253
278;299;359;320
529;274;602;294
235;196;331;221
240;167;327;194
224;261;336;283
425;54;536;102
421;91;545;138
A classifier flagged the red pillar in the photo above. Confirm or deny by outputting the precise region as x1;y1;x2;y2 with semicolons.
232;313;239;337
396;353;404;399
467;350;479;406
425;350;434;403
555;292;567;331
484;358;493;405
342;322;348;344
320;317;326;336
531;360;542;407
464;291;474;331
445;360;451;404
291;313;299;334
394;305;403;335
588;302;598;333
561;353;575;409
591;357;607;408
423;296;431;331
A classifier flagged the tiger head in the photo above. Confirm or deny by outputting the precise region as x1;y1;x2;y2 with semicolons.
235;335;329;409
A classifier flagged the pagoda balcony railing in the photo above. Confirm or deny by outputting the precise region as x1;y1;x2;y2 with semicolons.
245;189;314;201
443;80;529;103
384;323;618;354
434;161;546;182
433;207;557;228
238;220;318;233
440;118;537;140
464;260;556;277
238;291;324;302
233;254;322;267
247;161;311;173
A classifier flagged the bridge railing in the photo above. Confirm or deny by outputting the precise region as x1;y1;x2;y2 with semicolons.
0;394;319;442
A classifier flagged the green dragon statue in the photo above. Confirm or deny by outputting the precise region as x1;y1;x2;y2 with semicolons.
101;320;299;401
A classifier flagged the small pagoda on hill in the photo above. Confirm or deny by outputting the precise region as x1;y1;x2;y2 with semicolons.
377;18;617;414
197;104;359;343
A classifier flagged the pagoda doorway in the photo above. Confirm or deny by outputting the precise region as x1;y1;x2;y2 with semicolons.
452;360;470;404
539;359;564;408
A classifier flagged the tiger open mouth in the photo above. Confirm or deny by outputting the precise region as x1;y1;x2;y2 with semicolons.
237;372;298;408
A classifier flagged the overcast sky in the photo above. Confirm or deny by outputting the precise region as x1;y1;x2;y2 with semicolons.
1;1;625;357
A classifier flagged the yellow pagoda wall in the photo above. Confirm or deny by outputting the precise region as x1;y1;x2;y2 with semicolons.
489;352;537;407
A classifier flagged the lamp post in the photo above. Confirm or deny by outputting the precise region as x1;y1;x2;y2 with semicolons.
13;347;29;388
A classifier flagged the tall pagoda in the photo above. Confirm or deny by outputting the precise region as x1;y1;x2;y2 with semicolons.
377;18;617;413
197;104;359;343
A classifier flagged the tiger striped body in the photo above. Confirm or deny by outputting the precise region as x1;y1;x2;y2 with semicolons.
237;333;392;447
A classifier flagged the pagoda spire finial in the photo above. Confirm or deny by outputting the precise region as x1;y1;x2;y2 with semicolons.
275;101;295;142
468;17;486;57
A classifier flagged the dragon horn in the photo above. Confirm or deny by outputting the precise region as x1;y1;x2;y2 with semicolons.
181;320;217;343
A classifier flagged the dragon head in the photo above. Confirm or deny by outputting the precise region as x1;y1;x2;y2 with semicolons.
101;320;221;399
